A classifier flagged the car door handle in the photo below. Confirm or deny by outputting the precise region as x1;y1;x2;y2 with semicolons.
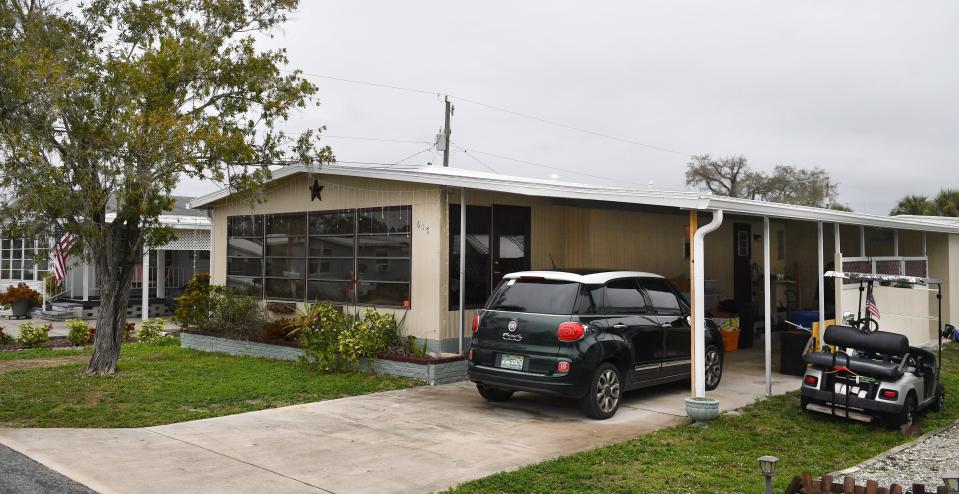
612;323;627;330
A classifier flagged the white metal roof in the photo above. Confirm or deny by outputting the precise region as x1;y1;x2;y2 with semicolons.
187;163;959;234
503;270;665;284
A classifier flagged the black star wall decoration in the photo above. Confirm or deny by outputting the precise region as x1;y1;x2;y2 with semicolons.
310;179;324;202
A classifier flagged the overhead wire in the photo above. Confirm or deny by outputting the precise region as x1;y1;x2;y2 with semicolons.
462;147;649;187
296;71;693;157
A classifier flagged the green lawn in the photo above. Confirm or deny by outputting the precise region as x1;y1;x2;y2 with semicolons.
449;343;959;494
0;341;419;428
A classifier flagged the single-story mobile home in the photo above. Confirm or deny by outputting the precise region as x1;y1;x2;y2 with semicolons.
187;163;959;395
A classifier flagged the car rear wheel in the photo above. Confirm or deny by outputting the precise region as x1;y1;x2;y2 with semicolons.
477;384;513;402
704;345;723;391
580;363;622;420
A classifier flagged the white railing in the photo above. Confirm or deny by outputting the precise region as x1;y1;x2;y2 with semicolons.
40;273;68;308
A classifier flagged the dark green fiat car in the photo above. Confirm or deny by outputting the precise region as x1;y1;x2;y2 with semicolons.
467;270;724;419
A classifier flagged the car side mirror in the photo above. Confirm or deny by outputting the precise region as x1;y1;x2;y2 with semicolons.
686;315;692;327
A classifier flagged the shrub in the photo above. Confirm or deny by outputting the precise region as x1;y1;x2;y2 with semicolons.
66;319;92;346
137;319;171;343
262;318;298;343
0;326;13;345
17;322;50;348
0;282;41;306
294;305;398;372
207;289;267;340
173;273;266;339
173;273;212;328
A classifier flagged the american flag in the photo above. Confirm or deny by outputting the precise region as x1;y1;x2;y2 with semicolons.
865;285;880;320
52;234;76;286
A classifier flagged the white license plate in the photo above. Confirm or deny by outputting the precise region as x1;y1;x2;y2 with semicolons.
499;354;525;370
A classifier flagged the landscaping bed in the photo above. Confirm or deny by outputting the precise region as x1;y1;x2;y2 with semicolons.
0;341;419;428
447;343;959;494
181;331;467;385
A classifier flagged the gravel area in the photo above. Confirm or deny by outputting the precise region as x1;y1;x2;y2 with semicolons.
0;443;96;494
838;422;959;488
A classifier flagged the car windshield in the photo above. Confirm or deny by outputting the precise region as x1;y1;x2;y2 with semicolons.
486;278;580;314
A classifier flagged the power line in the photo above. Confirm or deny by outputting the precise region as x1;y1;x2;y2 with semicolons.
451;96;692;157
450;143;499;174
301;72;437;96
296;71;693;157
322;135;432;145
463;147;648;187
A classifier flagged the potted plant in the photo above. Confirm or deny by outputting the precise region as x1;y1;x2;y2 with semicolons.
0;282;41;319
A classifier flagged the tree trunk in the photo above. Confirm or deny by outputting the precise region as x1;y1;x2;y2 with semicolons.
86;224;140;375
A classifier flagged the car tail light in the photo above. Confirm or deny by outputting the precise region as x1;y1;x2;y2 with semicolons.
557;322;586;342
880;389;898;400
557;361;571;373
804;375;818;387
471;313;480;333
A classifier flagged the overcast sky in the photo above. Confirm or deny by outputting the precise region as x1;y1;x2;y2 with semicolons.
175;1;959;216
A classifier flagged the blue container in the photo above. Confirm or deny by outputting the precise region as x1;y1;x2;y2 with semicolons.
788;310;820;330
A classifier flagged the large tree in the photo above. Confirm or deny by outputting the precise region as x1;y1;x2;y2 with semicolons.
685;155;840;208
0;0;332;374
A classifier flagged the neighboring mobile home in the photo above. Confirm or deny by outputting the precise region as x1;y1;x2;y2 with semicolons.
0;196;211;319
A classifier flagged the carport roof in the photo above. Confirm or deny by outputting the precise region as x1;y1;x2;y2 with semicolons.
187;164;959;234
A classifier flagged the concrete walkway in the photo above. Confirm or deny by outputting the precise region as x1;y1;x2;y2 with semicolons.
0;346;800;494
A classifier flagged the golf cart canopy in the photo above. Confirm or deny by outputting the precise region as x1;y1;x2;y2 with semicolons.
824;271;942;286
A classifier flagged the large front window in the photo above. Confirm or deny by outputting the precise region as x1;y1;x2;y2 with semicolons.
0;237;49;281
227;206;412;307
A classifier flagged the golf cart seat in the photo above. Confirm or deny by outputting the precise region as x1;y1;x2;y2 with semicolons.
803;351;903;380
822;325;909;357
802;325;912;380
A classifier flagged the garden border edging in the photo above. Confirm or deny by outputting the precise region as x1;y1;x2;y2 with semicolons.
180;332;466;385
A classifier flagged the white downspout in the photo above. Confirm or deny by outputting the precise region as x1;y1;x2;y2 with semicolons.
693;209;723;398
763;217;772;397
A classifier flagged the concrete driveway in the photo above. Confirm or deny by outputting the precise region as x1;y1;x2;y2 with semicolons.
0;348;800;494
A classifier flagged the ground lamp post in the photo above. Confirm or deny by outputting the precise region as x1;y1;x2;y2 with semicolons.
943;471;959;494
758;455;778;494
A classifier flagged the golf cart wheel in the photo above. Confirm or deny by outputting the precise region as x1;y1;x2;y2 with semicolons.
889;393;917;428
477;384;513;402
800;394;810;411
931;383;945;412
704;345;723;391
580;363;622;420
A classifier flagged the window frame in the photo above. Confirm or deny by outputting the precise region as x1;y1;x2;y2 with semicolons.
226;205;413;308
601;278;651;315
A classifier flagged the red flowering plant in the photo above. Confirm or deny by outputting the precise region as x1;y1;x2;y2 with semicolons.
0;282;41;307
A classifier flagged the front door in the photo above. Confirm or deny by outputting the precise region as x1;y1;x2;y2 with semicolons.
491;205;531;288
603;278;662;383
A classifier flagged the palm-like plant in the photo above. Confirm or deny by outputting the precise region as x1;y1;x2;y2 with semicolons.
890;195;932;216
932;189;959;217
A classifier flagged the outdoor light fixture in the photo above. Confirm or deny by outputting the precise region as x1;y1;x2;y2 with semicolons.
942;471;959;494
758;456;779;494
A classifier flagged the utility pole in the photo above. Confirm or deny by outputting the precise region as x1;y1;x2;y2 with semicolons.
442;95;453;167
